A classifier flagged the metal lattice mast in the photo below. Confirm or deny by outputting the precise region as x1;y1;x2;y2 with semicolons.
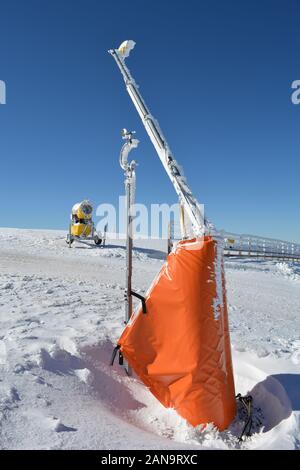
109;41;212;238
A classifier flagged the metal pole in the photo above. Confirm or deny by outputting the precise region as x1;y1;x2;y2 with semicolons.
124;173;133;375
125;174;133;325
167;220;173;254
120;129;139;376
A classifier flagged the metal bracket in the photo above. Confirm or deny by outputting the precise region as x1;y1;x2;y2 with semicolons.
131;291;147;314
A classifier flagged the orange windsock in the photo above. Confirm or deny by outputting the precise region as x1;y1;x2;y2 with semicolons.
118;236;236;430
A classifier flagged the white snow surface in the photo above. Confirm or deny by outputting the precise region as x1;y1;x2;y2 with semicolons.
0;227;299;450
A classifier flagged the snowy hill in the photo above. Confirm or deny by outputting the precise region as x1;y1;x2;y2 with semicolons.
0;228;299;449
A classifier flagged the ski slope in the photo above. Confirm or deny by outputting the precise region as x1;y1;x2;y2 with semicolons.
0;228;299;450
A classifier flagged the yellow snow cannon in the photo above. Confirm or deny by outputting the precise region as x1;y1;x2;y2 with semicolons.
66;200;107;247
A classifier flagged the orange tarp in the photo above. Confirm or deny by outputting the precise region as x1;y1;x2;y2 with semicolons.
118;236;236;430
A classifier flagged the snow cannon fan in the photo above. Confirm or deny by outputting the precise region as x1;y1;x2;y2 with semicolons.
66;199;107;248
109;41;236;431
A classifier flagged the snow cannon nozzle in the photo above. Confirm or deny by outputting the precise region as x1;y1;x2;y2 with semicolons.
115;40;136;59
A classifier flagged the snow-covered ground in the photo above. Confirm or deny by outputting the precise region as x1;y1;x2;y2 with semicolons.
0;227;299;450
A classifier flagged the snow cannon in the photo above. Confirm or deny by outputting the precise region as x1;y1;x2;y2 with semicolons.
66;199;107;247
71;200;93;237
109;40;236;432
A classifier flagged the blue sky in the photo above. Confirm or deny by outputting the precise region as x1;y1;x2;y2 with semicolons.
0;0;299;242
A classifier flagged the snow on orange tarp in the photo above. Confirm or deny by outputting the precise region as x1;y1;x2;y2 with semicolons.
118;236;236;431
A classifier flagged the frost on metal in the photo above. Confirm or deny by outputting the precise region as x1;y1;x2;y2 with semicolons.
118;40;136;59
212;236;225;321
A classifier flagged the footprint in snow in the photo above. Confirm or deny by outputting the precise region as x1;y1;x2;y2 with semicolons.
3;282;14;290
49;417;77;433
14;364;27;374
